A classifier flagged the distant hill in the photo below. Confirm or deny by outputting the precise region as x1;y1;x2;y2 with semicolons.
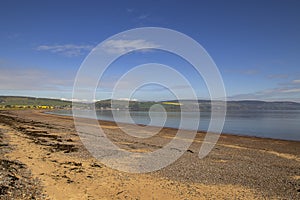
223;100;300;111
0;96;72;108
163;100;300;111
95;99;300;111
1;96;300;111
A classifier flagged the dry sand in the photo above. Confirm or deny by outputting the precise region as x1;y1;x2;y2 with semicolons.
0;110;299;199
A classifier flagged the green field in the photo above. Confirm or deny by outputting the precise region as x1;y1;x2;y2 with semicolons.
1;96;300;111
0;96;72;109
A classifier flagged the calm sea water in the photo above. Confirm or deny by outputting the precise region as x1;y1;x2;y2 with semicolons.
49;110;300;141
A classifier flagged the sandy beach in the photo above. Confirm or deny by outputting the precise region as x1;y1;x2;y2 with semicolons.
0;109;299;199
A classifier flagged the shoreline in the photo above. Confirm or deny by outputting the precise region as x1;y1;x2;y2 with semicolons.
0;109;299;199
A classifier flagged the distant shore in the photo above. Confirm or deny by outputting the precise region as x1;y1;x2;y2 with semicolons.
0;109;299;199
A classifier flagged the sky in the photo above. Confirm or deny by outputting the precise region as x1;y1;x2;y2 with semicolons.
0;0;300;102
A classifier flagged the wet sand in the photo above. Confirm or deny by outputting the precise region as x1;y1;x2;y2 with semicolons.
0;109;299;199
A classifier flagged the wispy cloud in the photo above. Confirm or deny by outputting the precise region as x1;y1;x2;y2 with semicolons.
125;8;149;20
230;86;300;102
36;44;94;57
0;60;74;91
126;8;134;13
0;67;44;90
138;14;149;20
7;33;20;39
280;88;300;93
242;69;260;75
223;68;260;76
267;74;289;79
292;79;300;84
102;39;160;54
277;79;300;87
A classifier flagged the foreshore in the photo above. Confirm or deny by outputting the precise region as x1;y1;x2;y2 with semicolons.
0;109;299;199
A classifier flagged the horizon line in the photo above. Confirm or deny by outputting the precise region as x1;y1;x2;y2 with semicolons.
1;95;300;104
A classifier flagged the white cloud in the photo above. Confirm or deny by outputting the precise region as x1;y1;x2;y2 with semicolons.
117;98;138;101
60;98;95;102
292;79;300;84
36;44;94;57
102;39;160;54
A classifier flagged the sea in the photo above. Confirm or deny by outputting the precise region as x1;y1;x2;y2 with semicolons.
49;109;300;141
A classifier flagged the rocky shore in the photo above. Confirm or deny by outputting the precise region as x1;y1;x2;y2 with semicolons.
0;110;299;199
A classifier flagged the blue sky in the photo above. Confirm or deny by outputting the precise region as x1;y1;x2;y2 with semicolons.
0;0;300;102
